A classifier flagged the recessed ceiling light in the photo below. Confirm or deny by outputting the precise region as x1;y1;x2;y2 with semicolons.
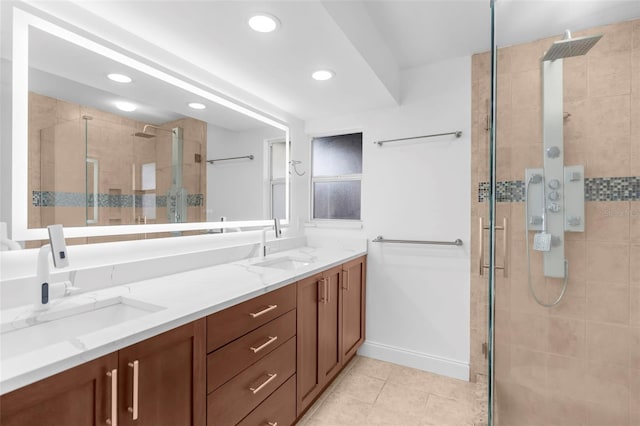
114;101;137;112
107;73;132;83
188;102;206;110
248;14;280;33
312;70;334;81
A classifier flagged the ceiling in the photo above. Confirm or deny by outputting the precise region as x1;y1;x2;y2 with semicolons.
26;1;640;123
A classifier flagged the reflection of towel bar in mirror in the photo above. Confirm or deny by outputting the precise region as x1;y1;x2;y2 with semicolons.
372;236;463;246
206;155;254;164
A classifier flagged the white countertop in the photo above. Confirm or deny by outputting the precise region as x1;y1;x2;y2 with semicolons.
0;246;366;395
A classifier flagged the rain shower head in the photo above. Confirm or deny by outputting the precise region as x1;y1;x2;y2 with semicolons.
133;124;174;138
542;30;602;62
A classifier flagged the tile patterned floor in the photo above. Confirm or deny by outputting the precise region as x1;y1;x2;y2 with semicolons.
297;356;488;426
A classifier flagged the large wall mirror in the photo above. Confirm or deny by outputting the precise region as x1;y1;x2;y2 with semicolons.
11;8;289;244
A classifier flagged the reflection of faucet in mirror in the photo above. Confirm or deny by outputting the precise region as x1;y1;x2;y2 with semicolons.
260;218;282;257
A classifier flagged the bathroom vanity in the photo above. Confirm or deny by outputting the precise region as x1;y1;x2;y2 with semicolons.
0;250;366;426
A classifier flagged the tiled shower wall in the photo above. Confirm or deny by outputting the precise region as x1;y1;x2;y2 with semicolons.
28;92;207;245
471;19;639;425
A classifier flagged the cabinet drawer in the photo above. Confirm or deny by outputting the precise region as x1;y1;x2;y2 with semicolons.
207;337;296;426
237;375;296;426
207;284;296;353
207;309;296;393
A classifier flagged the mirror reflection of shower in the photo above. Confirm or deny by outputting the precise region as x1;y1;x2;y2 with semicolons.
524;29;602;307
134;125;186;227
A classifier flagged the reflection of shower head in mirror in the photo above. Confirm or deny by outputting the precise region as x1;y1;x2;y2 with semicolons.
133;124;174;138
542;29;602;61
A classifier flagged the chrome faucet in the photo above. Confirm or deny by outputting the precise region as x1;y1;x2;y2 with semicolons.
260;218;282;257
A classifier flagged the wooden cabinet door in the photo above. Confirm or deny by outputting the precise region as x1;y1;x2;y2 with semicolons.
296;272;323;415
118;319;206;426
318;265;343;384
0;353;118;426
342;256;366;362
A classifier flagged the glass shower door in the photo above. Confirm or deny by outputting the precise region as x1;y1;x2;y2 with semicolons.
485;2;640;425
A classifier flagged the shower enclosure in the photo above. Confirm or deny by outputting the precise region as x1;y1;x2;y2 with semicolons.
475;2;640;425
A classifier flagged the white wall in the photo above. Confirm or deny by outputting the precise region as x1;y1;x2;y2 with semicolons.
303;56;472;380
206;124;284;222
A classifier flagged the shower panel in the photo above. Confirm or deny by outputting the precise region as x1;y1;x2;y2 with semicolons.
525;30;599;279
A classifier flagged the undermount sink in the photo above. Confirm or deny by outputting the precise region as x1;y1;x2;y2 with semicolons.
253;256;312;270
1;297;165;359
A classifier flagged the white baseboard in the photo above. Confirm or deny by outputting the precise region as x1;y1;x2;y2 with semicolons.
357;340;469;381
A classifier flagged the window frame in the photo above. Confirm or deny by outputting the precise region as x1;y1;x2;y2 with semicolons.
309;131;363;222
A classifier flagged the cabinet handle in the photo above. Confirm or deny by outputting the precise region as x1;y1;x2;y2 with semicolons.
325;278;330;304
317;279;324;303
127;360;139;420
249;304;278;318
250;336;278;353
106;369;117;426
249;373;277;394
343;270;349;290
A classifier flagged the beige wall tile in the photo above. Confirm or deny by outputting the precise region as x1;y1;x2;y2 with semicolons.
509;346;547;389
585;202;630;242
631;327;640;369
511;70;541;110
549;279;586;319
586;282;630;324
586;321;630;366
545;395;587;426
546;354;588;401
632;50;640;95
564;56;588;102
563;99;588;149
586;241;630;284
587;51;631;98
548;316;586;358
585;402;630;426
510;312;549;351
584;360;630;410
587;21;633;57
586;95;631;144
632;213;640;243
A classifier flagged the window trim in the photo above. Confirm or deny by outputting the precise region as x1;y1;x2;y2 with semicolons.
309;132;363;222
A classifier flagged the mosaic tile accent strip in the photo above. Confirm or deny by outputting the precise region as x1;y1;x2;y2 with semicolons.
33;191;204;208
478;176;640;203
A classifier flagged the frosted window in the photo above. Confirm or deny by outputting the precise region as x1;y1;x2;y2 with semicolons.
271;142;286;180
311;133;362;221
313;181;361;220
312;133;362;177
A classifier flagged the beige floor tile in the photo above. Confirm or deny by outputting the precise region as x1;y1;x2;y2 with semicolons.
349;356;395;381
366;403;423;425
332;371;386;404
308;393;372;425
375;382;430;417
422;394;476;426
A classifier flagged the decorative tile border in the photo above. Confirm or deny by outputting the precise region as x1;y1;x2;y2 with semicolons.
33;191;204;208
478;176;640;202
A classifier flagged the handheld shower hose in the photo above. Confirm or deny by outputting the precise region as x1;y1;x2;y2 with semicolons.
525;176;569;307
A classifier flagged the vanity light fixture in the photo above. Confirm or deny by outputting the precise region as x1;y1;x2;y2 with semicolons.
248;14;280;33
312;70;334;81
107;73;132;83
114;101;137;112
188;102;206;110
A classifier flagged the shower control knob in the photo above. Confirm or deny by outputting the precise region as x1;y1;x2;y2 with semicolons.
548;203;561;213
567;216;581;227
548;191;560;201
548;179;561;190
546;146;561;158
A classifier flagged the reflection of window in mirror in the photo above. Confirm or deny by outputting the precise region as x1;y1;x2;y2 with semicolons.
269;140;287;219
311;133;362;221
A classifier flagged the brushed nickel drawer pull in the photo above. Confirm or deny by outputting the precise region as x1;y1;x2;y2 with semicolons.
249;304;278;318
250;336;278;353
106;368;117;426
127;360;139;420
249;373;277;394
343;270;349;290
325;278;330;304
